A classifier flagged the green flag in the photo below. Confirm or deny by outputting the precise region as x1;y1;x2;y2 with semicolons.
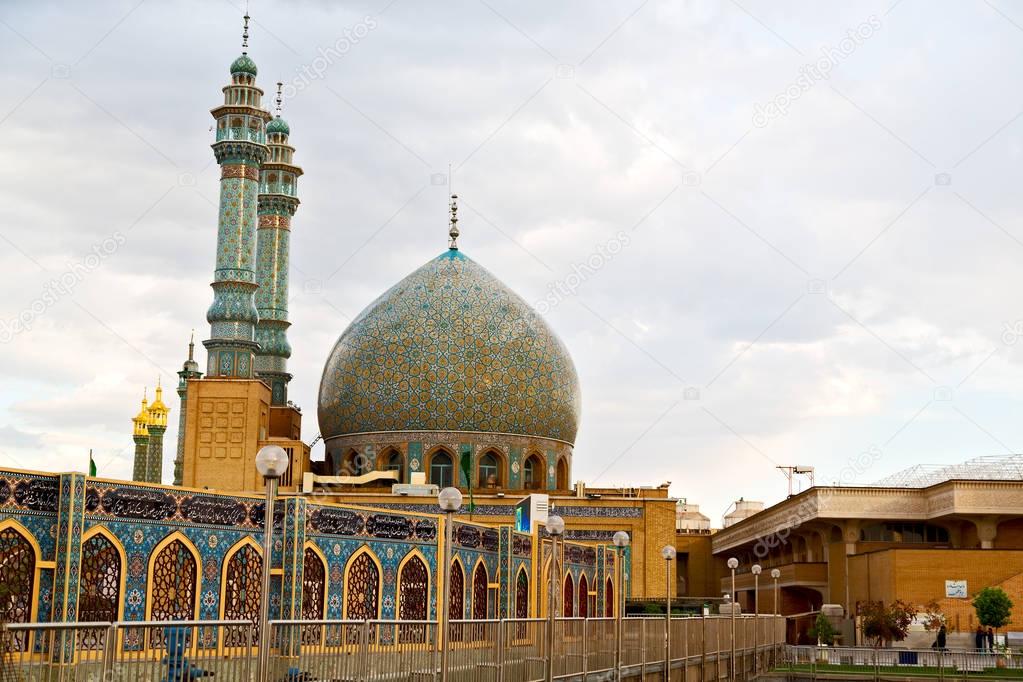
88;449;97;477
459;449;474;513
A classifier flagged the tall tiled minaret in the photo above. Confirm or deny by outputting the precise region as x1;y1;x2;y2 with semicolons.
255;83;302;405
203;13;271;379
131;390;150;482
173;333;202;486
144;380;170;483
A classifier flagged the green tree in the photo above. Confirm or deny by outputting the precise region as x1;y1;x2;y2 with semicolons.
809;612;836;645
973;587;1013;629
860;600;917;647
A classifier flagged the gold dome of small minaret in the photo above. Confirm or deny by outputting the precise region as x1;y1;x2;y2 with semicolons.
132;389;150;437
148;378;170;429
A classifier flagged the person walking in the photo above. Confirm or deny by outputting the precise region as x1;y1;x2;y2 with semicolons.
975;625;985;651
988;627;996;652
936;625;947;650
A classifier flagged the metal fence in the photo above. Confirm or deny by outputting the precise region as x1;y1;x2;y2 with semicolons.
0;615;785;681
784;644;1023;679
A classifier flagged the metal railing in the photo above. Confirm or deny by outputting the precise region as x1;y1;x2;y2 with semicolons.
784;644;1023;679
0;615;785;681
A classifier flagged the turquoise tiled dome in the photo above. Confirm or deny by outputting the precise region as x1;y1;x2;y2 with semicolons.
230;54;258;76
317;250;581;443
266;117;290;135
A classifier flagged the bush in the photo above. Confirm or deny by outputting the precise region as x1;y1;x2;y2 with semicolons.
860;600;917;647
974;587;1013;629
809;613;836;645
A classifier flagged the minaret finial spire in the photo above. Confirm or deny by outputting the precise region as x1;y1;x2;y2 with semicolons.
448;194;460;250
242;7;250;53
448;163;459;250
275;81;283;117
188;329;195;361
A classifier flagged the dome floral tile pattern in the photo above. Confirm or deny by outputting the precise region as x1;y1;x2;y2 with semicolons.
318;250;581;444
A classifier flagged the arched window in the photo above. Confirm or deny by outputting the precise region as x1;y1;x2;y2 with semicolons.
79;532;121;649
515;568;529;618
341;450;369;476
523;455;542;490
479;451;500;488
605;578;614;617
302;547;326;645
563;574;574;617
471;562;489;619
398;554;429;620
0;525;36;651
449;559;464;620
344;551;380;621
149;537;198;647
384;450;404;483
556;457;569;490
578;574;589;619
430;451;454;488
223;543;263;646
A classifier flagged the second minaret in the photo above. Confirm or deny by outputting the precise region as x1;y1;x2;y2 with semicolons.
254;83;302;405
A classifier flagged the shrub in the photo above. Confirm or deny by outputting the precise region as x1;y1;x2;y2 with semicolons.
974;587;1013;630
809;613;836;645
860;600;917;647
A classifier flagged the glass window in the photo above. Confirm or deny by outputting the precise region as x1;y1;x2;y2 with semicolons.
479;452;499;487
430;452;453;488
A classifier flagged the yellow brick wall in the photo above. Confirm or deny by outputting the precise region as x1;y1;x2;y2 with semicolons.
847;548;1023;632
182;378;271;492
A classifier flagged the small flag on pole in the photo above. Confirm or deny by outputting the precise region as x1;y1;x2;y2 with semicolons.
88;449;97;477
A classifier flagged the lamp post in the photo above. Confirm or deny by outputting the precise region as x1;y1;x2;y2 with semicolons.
770;568;780;616
613;531;630;681
661;545;676;681
438;487;463;682
545;515;565;682
255;445;289;682
726;557;738;680
751;564;761;676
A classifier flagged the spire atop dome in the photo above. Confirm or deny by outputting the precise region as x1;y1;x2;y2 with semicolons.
448;194;460;250
242;10;250;53
275;81;282;116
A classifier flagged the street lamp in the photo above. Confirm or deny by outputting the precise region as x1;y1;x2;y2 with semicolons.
661;545;676;681
751;564;762;675
613;531;630;681
255;445;289;681
770;568;781;668
770;568;780;616
438;487;462;682
727;557;739;679
545;515;565;682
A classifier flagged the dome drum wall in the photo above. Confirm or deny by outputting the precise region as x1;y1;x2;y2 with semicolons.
322;432;573;491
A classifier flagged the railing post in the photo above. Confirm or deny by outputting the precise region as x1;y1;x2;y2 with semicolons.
585;617;593;678
247;622;255;682
101;623;116;682
359;620;371;682
640;618;646;677
682;617;687;682
497;619;506;682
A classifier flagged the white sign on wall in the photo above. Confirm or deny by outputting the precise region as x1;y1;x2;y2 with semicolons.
945;580;968;598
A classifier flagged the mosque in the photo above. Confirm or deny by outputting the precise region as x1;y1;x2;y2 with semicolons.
0;17;678;641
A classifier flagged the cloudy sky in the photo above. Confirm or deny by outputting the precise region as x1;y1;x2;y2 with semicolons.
2;0;1023;521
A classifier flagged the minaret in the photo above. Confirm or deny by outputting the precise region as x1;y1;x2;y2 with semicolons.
145;379;170;483
204;13;272;379
131;390;150;482
255;82;302;405
174;333;203;486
